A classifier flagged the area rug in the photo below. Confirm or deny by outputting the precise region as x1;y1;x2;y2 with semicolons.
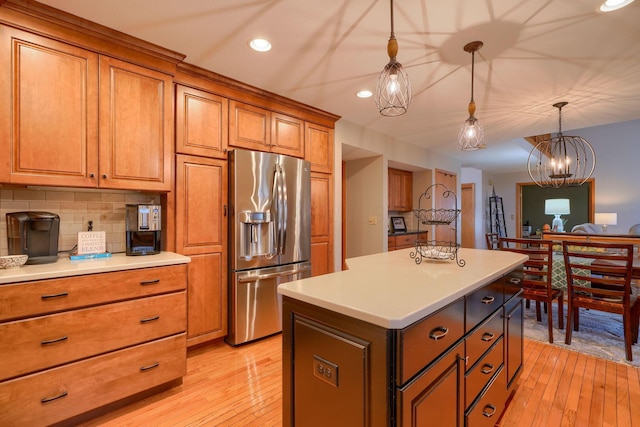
522;303;640;367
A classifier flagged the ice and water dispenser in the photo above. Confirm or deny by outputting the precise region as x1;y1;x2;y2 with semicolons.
238;211;274;260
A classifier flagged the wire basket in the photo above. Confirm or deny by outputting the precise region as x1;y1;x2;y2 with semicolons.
413;208;460;225
411;240;465;266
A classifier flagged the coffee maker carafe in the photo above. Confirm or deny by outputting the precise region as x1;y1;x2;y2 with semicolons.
125;204;161;256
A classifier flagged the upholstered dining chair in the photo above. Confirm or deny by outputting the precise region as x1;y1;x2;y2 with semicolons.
485;233;499;250
562;241;640;361
499;237;564;343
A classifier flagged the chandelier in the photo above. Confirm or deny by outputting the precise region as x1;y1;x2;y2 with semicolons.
458;41;485;151
527;102;595;188
374;0;411;117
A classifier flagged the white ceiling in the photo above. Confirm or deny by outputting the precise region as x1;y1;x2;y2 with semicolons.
36;0;640;172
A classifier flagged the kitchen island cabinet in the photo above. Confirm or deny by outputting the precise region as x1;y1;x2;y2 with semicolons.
279;248;526;426
0;252;190;426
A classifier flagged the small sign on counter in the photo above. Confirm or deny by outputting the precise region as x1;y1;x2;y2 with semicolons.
77;231;107;255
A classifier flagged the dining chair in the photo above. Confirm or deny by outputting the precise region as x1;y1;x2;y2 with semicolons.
485;232;499;250
499;237;563;343
562;241;640;361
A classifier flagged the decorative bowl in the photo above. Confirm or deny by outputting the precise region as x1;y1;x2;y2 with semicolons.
0;255;29;269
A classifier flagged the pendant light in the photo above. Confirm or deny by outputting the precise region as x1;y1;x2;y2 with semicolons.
375;0;411;117
458;41;485;151
527;102;596;188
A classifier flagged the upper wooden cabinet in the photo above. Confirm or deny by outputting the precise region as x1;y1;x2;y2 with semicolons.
0;21;176;191
305;123;334;173
99;56;173;191
175;84;229;159
229;100;304;158
388;168;413;212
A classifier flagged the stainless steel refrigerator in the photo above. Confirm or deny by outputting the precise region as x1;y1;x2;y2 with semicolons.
226;149;312;346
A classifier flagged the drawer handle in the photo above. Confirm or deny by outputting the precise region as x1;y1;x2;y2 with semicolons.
429;326;449;341
481;363;495;375
509;277;521;285
41;292;69;300
481;332;495;342
140;279;160;286
41;390;68;404
140;362;160;372
41;336;68;346
140;315;160;324
481;296;495;304
482;404;497;418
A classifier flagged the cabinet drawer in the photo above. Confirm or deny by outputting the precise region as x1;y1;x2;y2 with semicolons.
396;234;415;246
465;366;508;427
397;298;465;385
465;336;503;408
466;309;504;368
0;334;185;427
0;292;186;381
0;265;187;322
466;280;504;332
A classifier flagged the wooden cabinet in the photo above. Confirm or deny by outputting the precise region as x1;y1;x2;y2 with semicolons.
0;26;174;191
388;232;427;251
229;100;304;158
175;155;228;345
282;267;524;426
175;84;229;159
388;168;413;212
305;123;334;173
310;172;333;276
0;263;188;426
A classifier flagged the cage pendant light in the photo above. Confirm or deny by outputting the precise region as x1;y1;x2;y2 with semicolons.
375;0;411;117
458;41;485;151
527;102;596;188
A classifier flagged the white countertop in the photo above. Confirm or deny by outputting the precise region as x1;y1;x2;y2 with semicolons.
0;252;191;284
278;248;527;329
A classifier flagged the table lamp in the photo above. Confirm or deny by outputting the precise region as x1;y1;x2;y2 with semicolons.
545;199;570;232
594;212;617;234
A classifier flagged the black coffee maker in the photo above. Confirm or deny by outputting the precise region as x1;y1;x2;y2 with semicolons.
125;204;161;255
6;212;60;264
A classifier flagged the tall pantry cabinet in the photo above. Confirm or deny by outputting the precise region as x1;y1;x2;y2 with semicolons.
174;63;339;347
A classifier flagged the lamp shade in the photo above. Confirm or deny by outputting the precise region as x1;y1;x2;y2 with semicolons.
545;199;570;215
594;213;617;226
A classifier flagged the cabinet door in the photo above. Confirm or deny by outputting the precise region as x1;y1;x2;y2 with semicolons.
271;112;304;158
175;155;227;254
388;168;412;212
398;341;464;427
186;253;226;345
175;85;228;159
99;56;173;191
311;172;333;276
229;100;270;151
305;123;334;173
0;27;99;187
504;296;523;389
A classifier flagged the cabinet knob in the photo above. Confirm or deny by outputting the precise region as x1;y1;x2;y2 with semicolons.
102;174;107;179
89;173;95;178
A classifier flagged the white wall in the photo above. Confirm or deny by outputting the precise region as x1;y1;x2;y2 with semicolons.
461;167;486;248
334;119;462;269
345;156;386;258
487;119;640;238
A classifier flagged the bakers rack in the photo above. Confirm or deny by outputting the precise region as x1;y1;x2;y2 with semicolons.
410;183;465;267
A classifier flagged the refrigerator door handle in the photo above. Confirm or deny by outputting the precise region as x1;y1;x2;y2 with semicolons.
237;265;312;283
280;165;288;255
270;165;279;257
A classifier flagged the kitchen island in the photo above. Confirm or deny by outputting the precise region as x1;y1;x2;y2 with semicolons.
279;248;527;427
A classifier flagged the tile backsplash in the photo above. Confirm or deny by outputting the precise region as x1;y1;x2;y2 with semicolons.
0;188;160;256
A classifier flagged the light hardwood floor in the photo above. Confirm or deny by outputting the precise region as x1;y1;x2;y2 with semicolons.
77;335;640;427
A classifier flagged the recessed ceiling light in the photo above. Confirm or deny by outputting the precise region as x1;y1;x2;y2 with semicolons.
249;38;272;52
356;90;373;98
599;0;635;12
